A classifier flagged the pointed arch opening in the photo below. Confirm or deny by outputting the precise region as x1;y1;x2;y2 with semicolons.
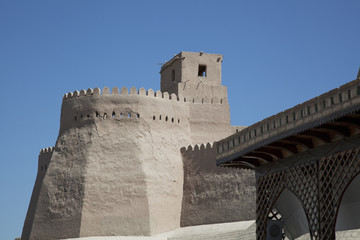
270;188;310;239
335;172;360;231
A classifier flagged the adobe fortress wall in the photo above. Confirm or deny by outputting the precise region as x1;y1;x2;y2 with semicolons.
180;143;256;227
23;85;237;239
22;51;257;240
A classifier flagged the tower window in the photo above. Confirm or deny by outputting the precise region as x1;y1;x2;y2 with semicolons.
171;69;175;82
198;65;207;77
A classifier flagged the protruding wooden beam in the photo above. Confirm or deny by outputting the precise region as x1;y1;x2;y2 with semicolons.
318;124;351;137
221;161;256;170
299;130;332;143
337;117;360;129
268;142;299;154
243;152;274;163
282;136;314;148
255;147;283;159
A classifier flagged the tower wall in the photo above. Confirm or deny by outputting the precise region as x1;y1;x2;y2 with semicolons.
160;52;226;99
180;143;256;227
188;97;232;144
22;52;256;239
23;85;239;239
22;148;54;240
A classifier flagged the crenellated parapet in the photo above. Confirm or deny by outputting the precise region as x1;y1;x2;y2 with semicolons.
39;147;54;155
59;86;229;141
38;147;54;175
181;142;214;153
63;86;228;104
217;78;360;164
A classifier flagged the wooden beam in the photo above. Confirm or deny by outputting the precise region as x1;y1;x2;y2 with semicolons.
282;136;314;148
221;161;257;169
243;152;274;163
255;147;283;159
336;117;360;129
298;130;332;143
318;124;351;137
268;142;299;154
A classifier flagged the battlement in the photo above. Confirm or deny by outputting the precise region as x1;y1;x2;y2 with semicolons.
216;77;360;163
38;147;54;175
39;147;54;155
63;86;228;105
181;142;214;153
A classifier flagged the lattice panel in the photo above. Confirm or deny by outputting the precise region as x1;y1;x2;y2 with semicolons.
286;163;319;238
256;146;360;240
256;171;285;240
268;209;282;221
318;147;360;239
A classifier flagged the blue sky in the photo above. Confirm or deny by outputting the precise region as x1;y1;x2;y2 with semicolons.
0;1;359;239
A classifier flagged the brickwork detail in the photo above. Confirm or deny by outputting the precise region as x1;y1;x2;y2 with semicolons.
256;147;360;240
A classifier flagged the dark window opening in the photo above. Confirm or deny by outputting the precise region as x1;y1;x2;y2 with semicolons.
171;118;174;123
307;107;311;115
136;113;140;118
339;94;342;103
323;100;326;108
74;116;77;121
165;116;168;121
171;69;175;82
96;111;100;117
331;97;334;105
315;104;318;112
112;111;115;118
357;86;360;95
178;119;180;123
198;65;207;77
153;116;155;120
293;113;296;121
87;114;90;118
348;89;351;99
159;115;162;120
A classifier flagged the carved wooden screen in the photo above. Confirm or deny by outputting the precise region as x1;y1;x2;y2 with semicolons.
256;147;360;240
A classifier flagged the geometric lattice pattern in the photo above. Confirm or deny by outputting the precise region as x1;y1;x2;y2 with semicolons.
256;147;360;240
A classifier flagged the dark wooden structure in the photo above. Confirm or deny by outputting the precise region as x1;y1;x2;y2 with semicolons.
216;74;360;239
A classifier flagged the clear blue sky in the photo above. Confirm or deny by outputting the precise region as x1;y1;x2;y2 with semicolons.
0;1;359;239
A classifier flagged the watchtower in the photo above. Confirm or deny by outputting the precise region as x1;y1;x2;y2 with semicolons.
160;52;228;99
